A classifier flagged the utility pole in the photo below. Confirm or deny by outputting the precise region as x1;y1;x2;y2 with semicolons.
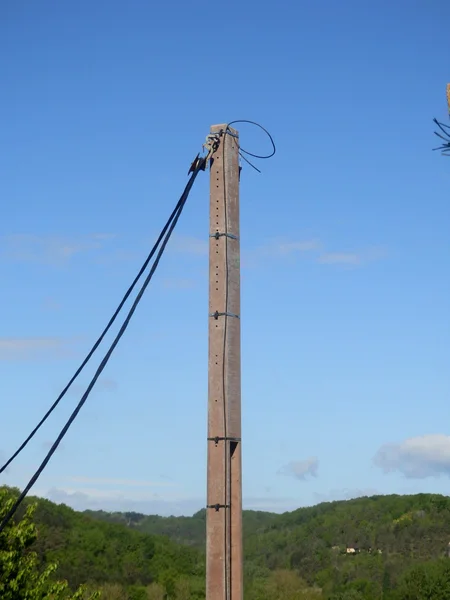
206;124;243;600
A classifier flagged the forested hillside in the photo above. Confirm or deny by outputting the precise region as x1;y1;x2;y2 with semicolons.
3;486;450;599
85;492;450;598
84;507;277;549
1;486;205;599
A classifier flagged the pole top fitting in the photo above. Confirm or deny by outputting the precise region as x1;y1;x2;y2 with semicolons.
210;124;239;138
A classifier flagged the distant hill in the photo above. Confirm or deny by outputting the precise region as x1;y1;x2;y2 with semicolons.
83;507;278;549
4;486;450;599
1;486;205;598
243;493;450;590
85;492;450;597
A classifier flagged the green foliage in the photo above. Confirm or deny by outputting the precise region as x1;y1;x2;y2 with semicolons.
393;559;450;599
1;486;204;599
95;491;450;599
5;486;450;599
145;582;166;600
84;507;277;550
0;490;99;599
240;493;450;596
247;569;322;600
329;591;365;600
28;496;204;591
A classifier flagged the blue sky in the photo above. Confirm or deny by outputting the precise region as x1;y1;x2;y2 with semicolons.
1;0;450;516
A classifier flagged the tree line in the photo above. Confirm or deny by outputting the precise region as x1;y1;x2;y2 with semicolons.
3;486;450;598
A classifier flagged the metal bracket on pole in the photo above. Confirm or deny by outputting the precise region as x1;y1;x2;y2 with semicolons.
210;232;239;241
207;504;231;512
203;133;222;167
208;436;242;446
209;311;239;320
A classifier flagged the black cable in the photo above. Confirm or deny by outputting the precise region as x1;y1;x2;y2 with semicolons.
0;167;202;533
432;118;450;155
226;119;276;159
0;196;186;476
226;119;276;173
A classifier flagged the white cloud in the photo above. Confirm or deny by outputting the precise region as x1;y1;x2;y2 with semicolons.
313;488;378;503
278;457;319;480
0;233;115;265
41;440;65;452
276;240;321;254
154;231;386;272
317;246;387;267
243;238;321;267
317;252;362;265
244;496;299;512
37;487;299;516
42;297;62;312
0;337;74;361
98;378;118;391
0;450;7;473
58;377;118;396
93;248;141;266
162;278;196;290
43;488;196;516
66;476;175;488
257;238;321;257
374;434;450;478
168;234;320;265
169;234;208;256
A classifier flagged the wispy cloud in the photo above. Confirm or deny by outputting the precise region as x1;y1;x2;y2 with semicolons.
42;297;62;312
0;233;115;265
93;248;141;266
162;278;197;290
66;476;175;488
99;378;118;391
59;377;119;396
278;457;319;480
0;450;8;474
313;488;378;503
161;232;385;271
168;233;320;265
168;234;208;256
41;440;65;452
0;337;75;361
256;238;321;257
244;238;321;267
317;252;362;265
317;246;386;267
38;487;299;515
374;434;450;479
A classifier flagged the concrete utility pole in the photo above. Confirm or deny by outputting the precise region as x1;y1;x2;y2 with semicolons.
206;124;243;600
